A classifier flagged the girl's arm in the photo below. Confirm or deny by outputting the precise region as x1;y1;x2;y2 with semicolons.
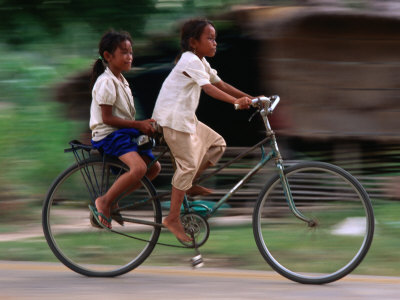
101;105;156;135
213;80;253;99
201;83;251;109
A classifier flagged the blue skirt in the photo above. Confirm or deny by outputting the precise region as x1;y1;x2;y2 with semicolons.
91;128;155;160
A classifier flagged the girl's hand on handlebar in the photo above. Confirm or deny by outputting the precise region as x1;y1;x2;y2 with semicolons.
136;119;156;136
235;97;252;110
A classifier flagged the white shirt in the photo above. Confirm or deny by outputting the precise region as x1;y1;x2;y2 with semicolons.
152;51;221;133
90;67;136;141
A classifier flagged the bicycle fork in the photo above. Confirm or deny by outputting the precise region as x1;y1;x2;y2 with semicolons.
276;161;317;227
268;133;316;227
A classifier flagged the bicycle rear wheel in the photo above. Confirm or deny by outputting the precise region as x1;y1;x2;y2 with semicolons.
253;161;374;284
42;156;161;277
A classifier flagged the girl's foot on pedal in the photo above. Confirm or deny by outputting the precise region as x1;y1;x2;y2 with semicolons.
186;185;212;197
94;197;112;229
163;217;192;242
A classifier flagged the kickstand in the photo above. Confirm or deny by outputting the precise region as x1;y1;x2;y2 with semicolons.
190;232;204;268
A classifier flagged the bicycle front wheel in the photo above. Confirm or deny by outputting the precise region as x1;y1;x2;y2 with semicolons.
253;161;374;284
42;156;162;277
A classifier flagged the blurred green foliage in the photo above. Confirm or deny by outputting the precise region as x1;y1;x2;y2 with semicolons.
0;0;255;46
0;0;253;211
0;0;155;45
0;43;89;202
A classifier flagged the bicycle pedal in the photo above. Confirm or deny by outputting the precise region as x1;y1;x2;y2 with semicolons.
191;254;204;268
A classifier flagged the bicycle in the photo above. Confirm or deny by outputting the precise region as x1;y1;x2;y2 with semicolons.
42;96;374;284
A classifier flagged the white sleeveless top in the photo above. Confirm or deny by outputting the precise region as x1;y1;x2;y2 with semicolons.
152;51;221;133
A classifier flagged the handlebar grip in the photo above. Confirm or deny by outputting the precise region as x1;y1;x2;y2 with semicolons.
268;95;280;113
234;97;265;110
234;95;280;112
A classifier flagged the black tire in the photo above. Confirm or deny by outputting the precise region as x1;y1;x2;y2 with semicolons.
253;161;374;284
42;156;161;277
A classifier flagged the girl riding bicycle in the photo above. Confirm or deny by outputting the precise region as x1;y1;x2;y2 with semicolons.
89;30;161;229
152;19;256;242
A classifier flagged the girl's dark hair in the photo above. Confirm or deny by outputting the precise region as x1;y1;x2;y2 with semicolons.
176;18;215;62
90;30;133;88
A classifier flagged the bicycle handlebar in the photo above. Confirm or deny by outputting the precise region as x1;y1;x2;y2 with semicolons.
234;95;280;114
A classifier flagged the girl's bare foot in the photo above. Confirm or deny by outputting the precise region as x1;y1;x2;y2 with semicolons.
186;185;212;197
95;197;112;229
163;217;192;242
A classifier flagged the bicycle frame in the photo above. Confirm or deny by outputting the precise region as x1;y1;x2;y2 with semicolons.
152;97;313;225
67;96;313;228
194;137;276;219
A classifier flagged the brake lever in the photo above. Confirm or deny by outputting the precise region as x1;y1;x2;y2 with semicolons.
248;109;260;122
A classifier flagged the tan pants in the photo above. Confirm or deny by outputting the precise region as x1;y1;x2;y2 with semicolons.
162;121;226;191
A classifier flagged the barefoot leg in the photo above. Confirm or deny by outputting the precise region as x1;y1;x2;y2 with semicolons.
114;157;161;201
94;152;148;229
187;144;225;196
186;160;213;196
163;186;192;242
186;185;212;196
